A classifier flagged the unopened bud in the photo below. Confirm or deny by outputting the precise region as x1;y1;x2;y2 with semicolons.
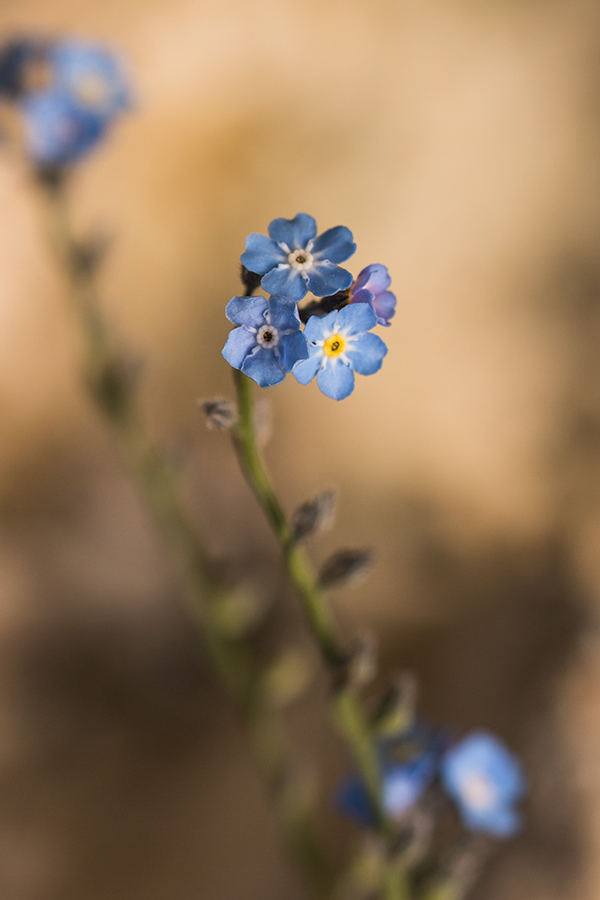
199;397;238;430
318;549;373;589
292;490;336;542
210;585;266;637
372;673;417;739
345;632;378;689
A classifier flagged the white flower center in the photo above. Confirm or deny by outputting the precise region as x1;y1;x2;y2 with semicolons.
287;249;314;271
257;324;279;348
74;74;111;108
461;772;496;811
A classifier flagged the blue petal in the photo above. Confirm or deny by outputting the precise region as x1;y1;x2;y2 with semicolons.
242;347;287;387
337;778;375;828
241;233;286;275
311;226;356;264
267;295;301;331
262;266;308;301
336;302;377;335
306;264;353;298
225;295;268;328
464;805;521;838
222;326;257;369
353;264;391;294
303;311;337;343
345;333;388;375
373;291;396;326
279;331;308;370
292;353;323;385
268;213;317;249
317;360;355;400
23;91;107;165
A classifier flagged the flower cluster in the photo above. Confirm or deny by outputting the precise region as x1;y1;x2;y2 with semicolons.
222;213;396;400
0;37;130;168
340;725;525;839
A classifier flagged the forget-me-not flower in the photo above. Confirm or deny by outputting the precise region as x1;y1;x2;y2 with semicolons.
350;264;396;327
0;37;130;166
241;213;356;302
222;294;308;387
338;746;436;827
293;303;387;400
441;731;525;837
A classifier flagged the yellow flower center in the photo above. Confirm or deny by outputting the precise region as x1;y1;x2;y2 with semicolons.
323;334;346;357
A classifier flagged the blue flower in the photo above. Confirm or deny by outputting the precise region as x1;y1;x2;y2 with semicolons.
222;294;308;387
338;751;436;827
48;39;130;119
293;303;387;400
22;91;108;166
3;37;130;166
350;264;396;327
241;213;356;302
441;731;525;837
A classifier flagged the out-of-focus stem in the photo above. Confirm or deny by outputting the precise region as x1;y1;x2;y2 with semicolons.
40;175;331;899
231;369;413;900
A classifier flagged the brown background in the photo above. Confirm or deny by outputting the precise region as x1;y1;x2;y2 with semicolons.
0;0;598;897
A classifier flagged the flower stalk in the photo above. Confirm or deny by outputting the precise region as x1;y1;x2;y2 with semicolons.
231;368;413;899
40;175;333;900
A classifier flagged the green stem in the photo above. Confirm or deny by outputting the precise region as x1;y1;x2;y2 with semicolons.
232;370;387;831
41;176;331;899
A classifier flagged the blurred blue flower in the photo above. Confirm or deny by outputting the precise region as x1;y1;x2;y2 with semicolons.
338;750;436;827
350;263;396;327
441;731;525;837
222;294;308;387
293;303;387;400
241;213;356;301
22;91;108;166
0;37;130;166
48;39;130;119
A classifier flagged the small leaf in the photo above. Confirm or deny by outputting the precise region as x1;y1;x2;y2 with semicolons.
318;549;373;589
199;397;238;430
292;490;337;542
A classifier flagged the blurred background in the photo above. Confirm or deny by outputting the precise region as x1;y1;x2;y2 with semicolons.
0;0;598;897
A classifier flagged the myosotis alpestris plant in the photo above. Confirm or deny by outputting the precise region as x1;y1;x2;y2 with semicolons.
1;33;526;900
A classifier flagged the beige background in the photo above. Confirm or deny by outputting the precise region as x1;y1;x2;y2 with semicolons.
0;0;597;897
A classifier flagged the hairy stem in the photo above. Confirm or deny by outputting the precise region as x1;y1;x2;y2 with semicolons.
231;369;413;899
41;176;331;899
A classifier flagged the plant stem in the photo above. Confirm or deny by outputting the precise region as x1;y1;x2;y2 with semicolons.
231;370;414;899
40;175;332;899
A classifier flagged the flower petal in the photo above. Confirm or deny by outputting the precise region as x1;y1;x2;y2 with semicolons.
267;295;302;331
311;226;356;264
222;326;257;369
268;213;317;249
293;352;323;386
303;311;337;343
262;266;308;300
225;295;268;328
242;347;287;387
345;332;388;375
373;290;396;326
305;263;353;298
317;360;355;400
336;302;377;335
279;331;309;370
354;263;391;294
241;233;286;275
